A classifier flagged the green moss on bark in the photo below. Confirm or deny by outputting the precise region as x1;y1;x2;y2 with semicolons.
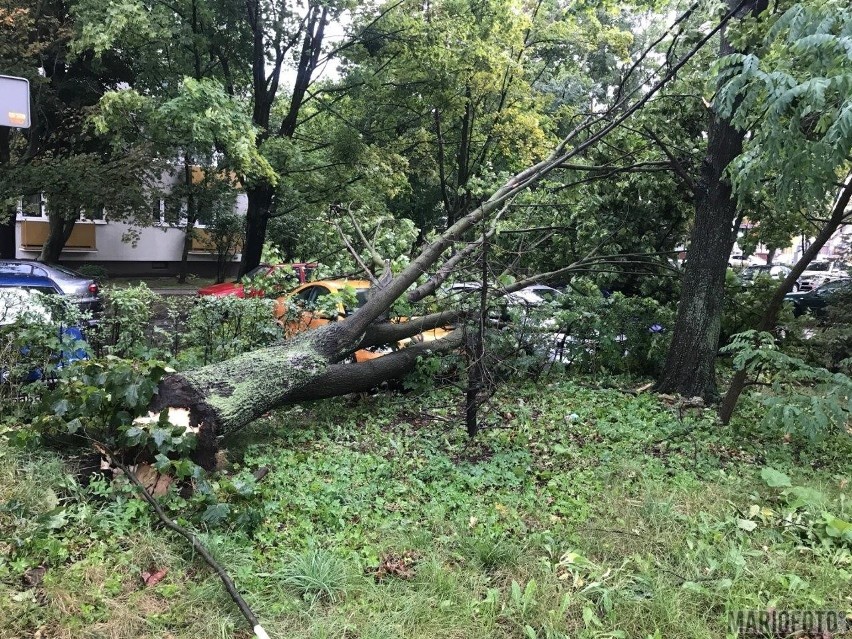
178;342;328;434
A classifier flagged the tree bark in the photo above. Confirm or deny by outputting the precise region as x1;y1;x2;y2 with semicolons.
718;176;852;423
39;209;76;263
240;186;273;275
656;13;744;401
178;159;197;284
151;327;463;469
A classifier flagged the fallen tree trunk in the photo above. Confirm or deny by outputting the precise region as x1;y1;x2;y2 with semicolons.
143;4;745;466
149;326;464;469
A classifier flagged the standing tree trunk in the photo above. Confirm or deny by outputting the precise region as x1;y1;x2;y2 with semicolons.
0;127;15;260
656;12;745;401
240;186;273;275
178;160;198;284
39;208;77;263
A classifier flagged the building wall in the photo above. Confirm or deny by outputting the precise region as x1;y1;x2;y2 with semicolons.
13;190;247;277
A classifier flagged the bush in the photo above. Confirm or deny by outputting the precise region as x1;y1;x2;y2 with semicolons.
183;295;283;366
90;284;159;359
532;292;673;376
0;293;90;413
87;285;283;367
790;289;852;374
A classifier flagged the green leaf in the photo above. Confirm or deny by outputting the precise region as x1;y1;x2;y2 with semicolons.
582;605;602;628
760;467;792;488
124;383;139;407
153;453;171;473
150;428;170;449
823;515;852;539
201;503;230;525
64;418;83;434
52;399;70;416
124;426;146;446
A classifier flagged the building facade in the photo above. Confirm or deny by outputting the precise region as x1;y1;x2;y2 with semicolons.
12;168;246;277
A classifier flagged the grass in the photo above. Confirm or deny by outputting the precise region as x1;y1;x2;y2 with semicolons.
1;377;851;638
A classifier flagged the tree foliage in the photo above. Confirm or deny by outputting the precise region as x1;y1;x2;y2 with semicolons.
718;0;852;212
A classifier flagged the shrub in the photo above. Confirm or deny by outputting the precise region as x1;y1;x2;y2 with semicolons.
723;330;852;441
75;264;110;282
534;292;673;376
183;295;283;366
91;284;159;358
721;271;795;343
0;293;90;413
790;289;852;374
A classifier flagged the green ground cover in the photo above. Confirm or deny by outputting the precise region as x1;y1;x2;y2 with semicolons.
1;379;850;638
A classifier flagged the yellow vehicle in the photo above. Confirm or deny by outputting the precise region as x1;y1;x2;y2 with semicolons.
275;280;450;362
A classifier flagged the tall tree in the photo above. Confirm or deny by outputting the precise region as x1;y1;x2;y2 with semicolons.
656;0;765;400
239;0;353;274
0;0;143;262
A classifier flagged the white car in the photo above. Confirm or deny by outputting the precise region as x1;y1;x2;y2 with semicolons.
798;261;849;292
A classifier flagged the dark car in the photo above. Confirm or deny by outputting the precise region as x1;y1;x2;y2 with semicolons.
0;259;102;317
197;262;317;298
784;279;852;318
740;264;798;290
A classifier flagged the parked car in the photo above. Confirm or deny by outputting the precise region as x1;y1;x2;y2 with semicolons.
797;261;849;292
739;264;799;290
784;278;852;318
197;262;317;298
445;282;563;308
729;254;765;268
0;259;102;317
274;279;450;362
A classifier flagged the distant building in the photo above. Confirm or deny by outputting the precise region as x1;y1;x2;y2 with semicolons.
12;167;245;277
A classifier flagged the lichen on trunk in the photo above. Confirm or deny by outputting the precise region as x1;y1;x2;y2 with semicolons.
155;340;328;437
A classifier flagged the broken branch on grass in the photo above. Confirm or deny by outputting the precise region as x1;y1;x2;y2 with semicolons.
102;448;268;639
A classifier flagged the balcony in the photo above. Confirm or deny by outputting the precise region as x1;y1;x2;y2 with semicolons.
189;229;242;254
20;219;97;252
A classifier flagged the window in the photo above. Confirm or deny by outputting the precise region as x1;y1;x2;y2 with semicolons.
81;206;106;221
0;263;35;275
164;195;184;225
20;194;43;217
152;198;163;224
294;286;319;307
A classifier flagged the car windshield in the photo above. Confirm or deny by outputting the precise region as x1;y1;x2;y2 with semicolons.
807;263;830;271
244;265;270;279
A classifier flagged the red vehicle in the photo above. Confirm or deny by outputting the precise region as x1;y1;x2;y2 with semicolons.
197;263;317;298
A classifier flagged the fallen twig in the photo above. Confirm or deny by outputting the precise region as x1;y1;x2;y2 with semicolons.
103;448;269;639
